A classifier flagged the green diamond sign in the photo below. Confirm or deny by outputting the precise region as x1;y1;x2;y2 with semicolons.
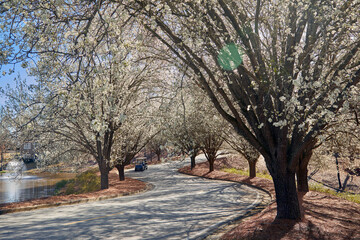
217;43;243;71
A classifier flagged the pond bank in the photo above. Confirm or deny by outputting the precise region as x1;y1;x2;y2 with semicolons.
0;170;150;215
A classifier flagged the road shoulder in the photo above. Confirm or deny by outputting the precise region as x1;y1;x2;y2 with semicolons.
179;161;360;240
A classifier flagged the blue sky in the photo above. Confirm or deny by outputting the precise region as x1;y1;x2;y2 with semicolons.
0;28;36;106
0;64;35;106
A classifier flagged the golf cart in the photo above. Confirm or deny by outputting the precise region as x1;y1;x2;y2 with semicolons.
134;157;148;171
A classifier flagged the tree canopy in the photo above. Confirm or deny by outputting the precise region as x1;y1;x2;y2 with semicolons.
0;0;359;220
124;0;360;219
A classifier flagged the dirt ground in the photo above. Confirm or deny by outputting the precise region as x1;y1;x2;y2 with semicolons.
179;157;360;240
0;169;148;215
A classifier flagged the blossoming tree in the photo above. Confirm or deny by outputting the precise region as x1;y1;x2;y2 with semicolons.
1;0;359;220
0;3;161;189
125;0;360;219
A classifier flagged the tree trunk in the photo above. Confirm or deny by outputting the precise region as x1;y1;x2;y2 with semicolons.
1;151;3;171
155;149;161;162
335;153;342;190
97;157;110;190
100;171;109;189
296;149;313;193
273;171;301;219
296;166;309;192
190;155;196;170
209;159;214;172
96;136;110;190
249;160;256;178
116;165;125;181
341;175;350;191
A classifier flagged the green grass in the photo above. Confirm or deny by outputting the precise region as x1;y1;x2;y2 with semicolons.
309;182;360;204
0;170;6;174
54;169;101;195
222;168;272;180
222;168;360;204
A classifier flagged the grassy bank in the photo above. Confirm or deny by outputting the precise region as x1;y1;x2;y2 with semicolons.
222;167;360;204
223;168;272;180
54;168;101;195
309;182;360;204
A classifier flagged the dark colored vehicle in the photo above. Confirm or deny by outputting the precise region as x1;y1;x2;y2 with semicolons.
134;158;148;171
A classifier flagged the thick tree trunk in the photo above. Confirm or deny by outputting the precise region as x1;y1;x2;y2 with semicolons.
249;160;256;178
100;171;109;189
116;165;125;181
96;135;112;190
97;157;110;190
296;166;309;192
273;172;301;219
296;149;313;193
190;155;196;170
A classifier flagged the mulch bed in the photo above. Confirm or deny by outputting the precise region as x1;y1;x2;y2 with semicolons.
0;170;148;215
179;159;360;240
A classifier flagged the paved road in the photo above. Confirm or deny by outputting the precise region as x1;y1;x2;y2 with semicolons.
0;157;265;240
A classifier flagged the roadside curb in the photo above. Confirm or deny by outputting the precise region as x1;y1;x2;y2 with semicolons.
178;168;273;200
178;168;273;240
0;182;154;215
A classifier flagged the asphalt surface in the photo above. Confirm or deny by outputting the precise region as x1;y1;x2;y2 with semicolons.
0;157;264;240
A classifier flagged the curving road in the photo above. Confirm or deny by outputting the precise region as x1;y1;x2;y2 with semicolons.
0;157;265;240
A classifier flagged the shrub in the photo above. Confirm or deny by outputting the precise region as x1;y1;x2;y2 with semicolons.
64;181;76;195
54;179;69;194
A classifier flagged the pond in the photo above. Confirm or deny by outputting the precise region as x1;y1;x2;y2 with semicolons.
0;161;75;204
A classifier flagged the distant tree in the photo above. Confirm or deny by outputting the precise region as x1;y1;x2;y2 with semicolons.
224;129;260;178
163;77;227;171
112;114;158;181
310;87;360;190
201;126;224;172
0;109;13;170
165;116;202;170
321;93;360;163
163;81;204;169
0;78;40;165
147;134;167;162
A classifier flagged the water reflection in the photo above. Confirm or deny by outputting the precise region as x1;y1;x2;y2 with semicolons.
0;172;75;204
